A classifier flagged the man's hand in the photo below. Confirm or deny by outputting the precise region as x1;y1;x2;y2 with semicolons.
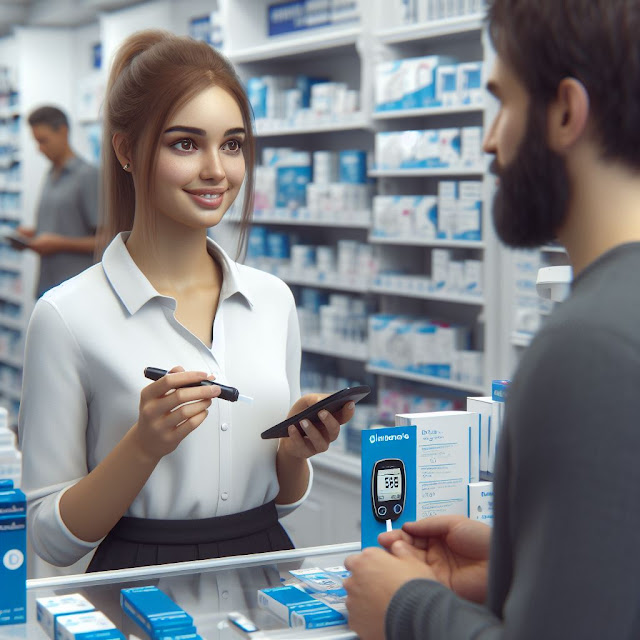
379;515;491;603
27;232;66;256
343;546;437;640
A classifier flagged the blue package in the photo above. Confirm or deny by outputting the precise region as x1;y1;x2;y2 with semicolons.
0;487;26;626
120;587;193;637
338;150;367;184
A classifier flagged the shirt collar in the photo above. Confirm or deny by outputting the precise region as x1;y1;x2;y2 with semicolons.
102;231;254;315
51;154;81;176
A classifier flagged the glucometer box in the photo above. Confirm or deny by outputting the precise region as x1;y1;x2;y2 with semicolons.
362;412;480;549
120;586;194;639
36;594;96;639
0;485;26;626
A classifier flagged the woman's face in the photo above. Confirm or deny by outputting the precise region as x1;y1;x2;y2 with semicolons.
154;85;246;231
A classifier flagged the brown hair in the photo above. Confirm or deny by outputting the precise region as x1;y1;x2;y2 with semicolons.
28;105;69;130
97;29;255;258
487;0;640;170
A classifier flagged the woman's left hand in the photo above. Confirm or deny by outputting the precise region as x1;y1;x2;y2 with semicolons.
278;393;355;460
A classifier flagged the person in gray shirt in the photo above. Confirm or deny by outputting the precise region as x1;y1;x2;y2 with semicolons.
16;106;98;296
343;1;640;638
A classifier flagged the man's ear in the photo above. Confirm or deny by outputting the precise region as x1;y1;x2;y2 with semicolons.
112;132;131;169
547;78;589;153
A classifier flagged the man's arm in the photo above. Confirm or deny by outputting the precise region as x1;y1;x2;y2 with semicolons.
27;233;96;256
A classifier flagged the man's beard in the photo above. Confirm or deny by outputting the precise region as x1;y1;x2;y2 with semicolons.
491;105;571;248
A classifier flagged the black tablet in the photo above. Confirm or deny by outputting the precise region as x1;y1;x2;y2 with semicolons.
261;385;371;439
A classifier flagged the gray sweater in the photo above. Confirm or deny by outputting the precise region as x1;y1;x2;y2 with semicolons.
386;243;640;639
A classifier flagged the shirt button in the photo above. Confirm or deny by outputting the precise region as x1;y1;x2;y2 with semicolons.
221;423;229;431
221;591;229;599
221;492;229;500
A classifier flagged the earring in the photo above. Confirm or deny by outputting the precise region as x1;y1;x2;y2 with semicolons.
122;163;130;171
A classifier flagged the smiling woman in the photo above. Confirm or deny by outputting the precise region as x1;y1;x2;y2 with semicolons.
17;30;356;573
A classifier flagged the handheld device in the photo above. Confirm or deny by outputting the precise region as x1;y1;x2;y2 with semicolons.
371;458;406;523
2;230;31;249
260;385;371;439
227;612;261;636
143;367;253;404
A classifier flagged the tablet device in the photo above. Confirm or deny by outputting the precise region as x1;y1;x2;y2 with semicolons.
260;385;371;439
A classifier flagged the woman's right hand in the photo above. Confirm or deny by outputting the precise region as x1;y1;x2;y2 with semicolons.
130;366;221;462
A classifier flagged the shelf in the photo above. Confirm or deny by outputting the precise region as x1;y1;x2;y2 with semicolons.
0;314;22;331
370;284;484;305
0;382;21;401
368;235;484;249
366;364;485;394
312;449;360;480
302;337;368;362
369;167;485;177
285;273;368;293
0;260;22;273
255;113;370;136
229;25;361;63
0;353;22;369
252;210;370;229
373;104;484;120
375;14;485;44
0;290;23;305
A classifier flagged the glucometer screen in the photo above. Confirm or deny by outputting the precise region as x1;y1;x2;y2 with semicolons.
377;467;402;502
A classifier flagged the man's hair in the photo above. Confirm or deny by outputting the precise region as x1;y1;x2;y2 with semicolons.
27;106;69;130
487;0;640;169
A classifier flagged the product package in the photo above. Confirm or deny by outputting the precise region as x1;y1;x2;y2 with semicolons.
0;484;26;626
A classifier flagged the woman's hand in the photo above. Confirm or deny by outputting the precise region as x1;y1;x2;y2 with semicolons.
278;393;356;460
129;366;220;462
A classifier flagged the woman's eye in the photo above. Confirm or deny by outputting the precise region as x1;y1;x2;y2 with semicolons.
172;139;195;152
222;139;242;152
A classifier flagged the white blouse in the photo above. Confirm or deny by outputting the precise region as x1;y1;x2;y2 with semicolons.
18;232;311;567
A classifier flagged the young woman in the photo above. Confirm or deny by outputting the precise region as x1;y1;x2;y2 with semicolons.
18;30;354;572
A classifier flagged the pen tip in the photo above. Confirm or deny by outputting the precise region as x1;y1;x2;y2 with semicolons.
238;394;254;404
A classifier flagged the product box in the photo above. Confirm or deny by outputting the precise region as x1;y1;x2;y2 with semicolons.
56;611;125;640
290;606;347;629
361;414;480;549
120;586;193;639
466;396;493;478
489;380;510;474
0;486;26;626
468;481;494;524
257;585;345;627
36;595;97;639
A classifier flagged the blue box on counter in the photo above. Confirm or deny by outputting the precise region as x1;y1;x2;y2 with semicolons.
0;486;26;626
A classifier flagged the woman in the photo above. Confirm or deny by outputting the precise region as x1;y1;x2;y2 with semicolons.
18;30;354;572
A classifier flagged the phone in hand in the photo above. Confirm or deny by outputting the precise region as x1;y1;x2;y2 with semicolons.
260;385;371;439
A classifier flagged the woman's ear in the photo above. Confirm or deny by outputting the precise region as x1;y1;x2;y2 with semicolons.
547;77;590;153
112;133;131;170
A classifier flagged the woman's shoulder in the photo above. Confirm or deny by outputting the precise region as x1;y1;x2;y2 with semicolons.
235;262;294;302
39;263;109;312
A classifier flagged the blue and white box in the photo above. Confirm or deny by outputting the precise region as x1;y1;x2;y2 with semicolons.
56;611;125;640
0;486;26;626
36;594;96;639
468;481;493;524
466;396;493;478
258;585;345;628
458;61;484;106
338;150;367;184
120;586;193;639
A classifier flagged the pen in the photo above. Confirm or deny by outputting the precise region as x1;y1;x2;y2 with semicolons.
144;367;253;404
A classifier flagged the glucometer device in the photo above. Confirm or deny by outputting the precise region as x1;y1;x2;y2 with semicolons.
371;458;406;526
260;385;371;439
143;367;253;404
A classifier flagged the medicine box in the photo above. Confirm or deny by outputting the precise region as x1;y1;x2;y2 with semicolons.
0;486;26;626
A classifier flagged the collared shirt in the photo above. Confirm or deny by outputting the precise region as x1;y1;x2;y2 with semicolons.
18;232;309;567
35;154;99;296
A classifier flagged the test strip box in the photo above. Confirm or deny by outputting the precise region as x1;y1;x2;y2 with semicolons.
468;481;494;524
120;586;193;639
258;585;336;625
0;486;27;626
56;611;125;640
36;594;95;639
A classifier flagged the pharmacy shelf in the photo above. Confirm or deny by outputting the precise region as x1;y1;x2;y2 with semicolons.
312;449;360;480
255;113;370;137
0;290;22;305
366;364;485;394
368;235;484;249
302;337;368;362
0;211;21;222
0;259;22;273
0;353;22;369
375;14;484;44
0;382;21;401
228;25;361;63
511;331;533;348
372;104;484;120
284;273;368;294
370;284;484;305
0;314;22;331
369;167;485;178
252;210;370;229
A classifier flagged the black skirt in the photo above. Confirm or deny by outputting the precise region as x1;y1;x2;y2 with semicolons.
86;500;293;572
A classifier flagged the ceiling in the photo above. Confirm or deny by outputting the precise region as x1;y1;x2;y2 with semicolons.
0;0;147;37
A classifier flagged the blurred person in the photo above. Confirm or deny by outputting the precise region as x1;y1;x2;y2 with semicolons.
16;106;99;297
18;30;354;572
344;1;640;638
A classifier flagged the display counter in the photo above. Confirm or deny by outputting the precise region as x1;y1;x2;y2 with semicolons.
5;542;361;639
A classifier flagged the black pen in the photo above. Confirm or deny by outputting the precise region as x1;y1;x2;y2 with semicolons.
144;367;253;404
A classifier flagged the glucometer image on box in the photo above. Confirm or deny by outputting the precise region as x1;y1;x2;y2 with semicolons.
372;458;406;527
261;385;371;439
144;367;253;404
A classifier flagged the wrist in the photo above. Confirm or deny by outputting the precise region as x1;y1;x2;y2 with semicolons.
125;425;162;467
